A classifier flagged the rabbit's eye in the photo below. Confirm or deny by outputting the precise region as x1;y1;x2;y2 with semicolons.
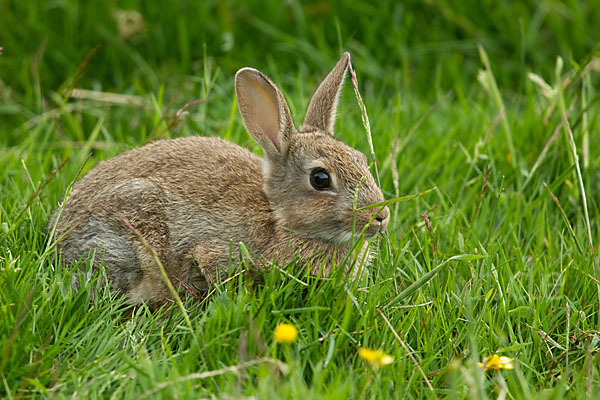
310;168;331;190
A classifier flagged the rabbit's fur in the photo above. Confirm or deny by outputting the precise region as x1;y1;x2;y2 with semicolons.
49;53;390;305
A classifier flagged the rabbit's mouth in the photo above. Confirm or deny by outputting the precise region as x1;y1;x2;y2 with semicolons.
361;205;390;238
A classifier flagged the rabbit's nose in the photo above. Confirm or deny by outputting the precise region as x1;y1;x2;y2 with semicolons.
375;206;390;233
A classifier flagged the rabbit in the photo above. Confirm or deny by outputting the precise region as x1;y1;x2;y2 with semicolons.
49;52;390;305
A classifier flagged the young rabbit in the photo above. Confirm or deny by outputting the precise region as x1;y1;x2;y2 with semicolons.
49;53;390;305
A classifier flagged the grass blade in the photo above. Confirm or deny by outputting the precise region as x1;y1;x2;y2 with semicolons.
384;254;485;308
358;187;437;210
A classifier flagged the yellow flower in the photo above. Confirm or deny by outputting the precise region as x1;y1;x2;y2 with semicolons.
478;354;514;371
274;323;298;344
358;348;394;369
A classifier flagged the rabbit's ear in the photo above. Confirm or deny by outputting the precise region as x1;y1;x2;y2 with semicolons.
302;52;350;135
235;68;295;159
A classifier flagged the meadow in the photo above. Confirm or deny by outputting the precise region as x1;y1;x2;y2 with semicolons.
1;0;599;398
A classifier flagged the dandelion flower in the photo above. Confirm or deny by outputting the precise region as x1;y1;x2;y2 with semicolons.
358;348;394;369
478;354;514;371
274;323;298;344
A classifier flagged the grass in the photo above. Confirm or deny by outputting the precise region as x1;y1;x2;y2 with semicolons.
1;0;600;398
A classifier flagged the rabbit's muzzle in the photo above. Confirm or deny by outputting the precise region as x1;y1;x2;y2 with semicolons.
372;205;390;233
374;205;390;233
361;205;390;238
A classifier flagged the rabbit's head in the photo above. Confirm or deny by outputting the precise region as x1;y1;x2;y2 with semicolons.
235;53;389;245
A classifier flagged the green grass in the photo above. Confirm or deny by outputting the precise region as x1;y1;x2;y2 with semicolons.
1;0;600;398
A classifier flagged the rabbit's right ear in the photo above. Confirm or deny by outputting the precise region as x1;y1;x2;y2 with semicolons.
235;68;296;160
302;52;350;135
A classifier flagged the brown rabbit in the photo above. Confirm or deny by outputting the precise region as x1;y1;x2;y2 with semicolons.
49;53;390;305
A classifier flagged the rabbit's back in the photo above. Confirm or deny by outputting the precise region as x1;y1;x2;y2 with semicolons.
68;136;264;203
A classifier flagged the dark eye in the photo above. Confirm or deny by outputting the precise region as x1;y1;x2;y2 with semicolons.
310;168;331;190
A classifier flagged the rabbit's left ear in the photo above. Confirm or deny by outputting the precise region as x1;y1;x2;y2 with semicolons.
235;68;296;160
302;52;350;135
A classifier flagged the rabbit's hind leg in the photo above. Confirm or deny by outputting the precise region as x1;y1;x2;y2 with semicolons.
57;218;141;297
98;180;178;305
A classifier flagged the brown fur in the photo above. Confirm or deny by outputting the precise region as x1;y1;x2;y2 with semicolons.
49;53;390;305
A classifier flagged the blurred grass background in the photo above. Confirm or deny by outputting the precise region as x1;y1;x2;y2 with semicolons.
2;0;598;117
1;0;600;398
